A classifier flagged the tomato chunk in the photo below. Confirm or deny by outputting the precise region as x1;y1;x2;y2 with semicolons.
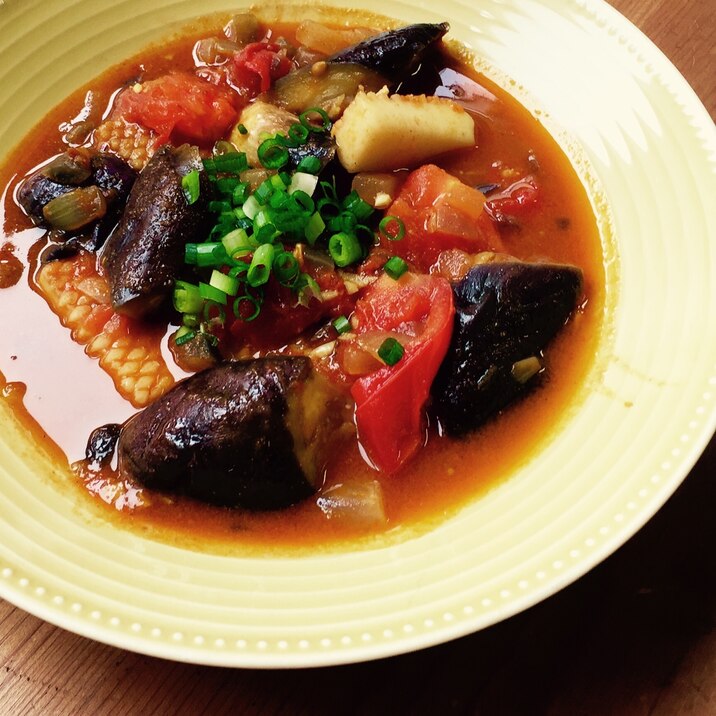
346;274;454;474
113;72;238;146
484;175;540;224
230;42;292;99
383;164;505;271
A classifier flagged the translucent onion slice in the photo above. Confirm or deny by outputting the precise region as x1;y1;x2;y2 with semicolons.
42;185;107;231
316;479;387;527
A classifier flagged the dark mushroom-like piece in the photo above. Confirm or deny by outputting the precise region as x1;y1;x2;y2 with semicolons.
431;261;584;436
117;357;342;510
272;23;449;113
102;144;210;319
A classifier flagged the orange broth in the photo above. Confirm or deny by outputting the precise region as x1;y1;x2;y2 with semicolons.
0;16;605;553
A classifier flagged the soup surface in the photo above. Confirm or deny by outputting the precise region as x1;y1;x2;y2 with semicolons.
0;11;605;553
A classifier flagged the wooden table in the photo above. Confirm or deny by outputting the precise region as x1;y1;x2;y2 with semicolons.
1;1;714;713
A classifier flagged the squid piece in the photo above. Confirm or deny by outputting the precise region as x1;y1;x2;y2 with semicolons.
117;358;343;510
102;144;209;319
431;262;584;436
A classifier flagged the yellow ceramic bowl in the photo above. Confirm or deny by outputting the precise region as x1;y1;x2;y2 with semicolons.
0;0;714;667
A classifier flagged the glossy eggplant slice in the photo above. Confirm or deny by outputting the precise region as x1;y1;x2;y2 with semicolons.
329;22;449;84
102;144;209;319
272;23;449;115
431;262;584;436
117;357;338;510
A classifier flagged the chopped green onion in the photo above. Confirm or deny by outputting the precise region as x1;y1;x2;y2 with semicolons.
332;315;351;334
181;170;200;205
199;281;228;305
299;107;332;133
328;232;362;267
379;215;406;241
232;182;250;205
317;197;341;220
237;123;248;135
232;294;261;322
304;211;325;245
378;337;404;366
209;269;240;297
254;179;275;204
202;300;226;325
288;171;319;197
295;155;321;175
216;176;240;195
195;242;228;268
209;200;231;213
202;157;217;174
271;173;288;190
342;190;373;221
254;223;278;244
354;223;375;244
288;122;310;144
212;152;248;173
242;194;262;220
257;138;289;169
222;228;253;258
184;243;198;265
269;190;290;209
247;243;275;287
182;313;200;329
291;190;315;214
384;256;408;280
273;251;300;284
173;281;203;314
174;326;196;346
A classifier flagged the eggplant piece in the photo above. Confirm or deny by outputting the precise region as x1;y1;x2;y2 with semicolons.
102;144;209;319
431;262;583;436
286;132;336;171
272;23;449;115
329;23;449;84
117;357;330;510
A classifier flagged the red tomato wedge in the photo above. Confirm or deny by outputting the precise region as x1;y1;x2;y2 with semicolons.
230;42;292;98
113;72;238;146
383;164;505;270
348;274;455;474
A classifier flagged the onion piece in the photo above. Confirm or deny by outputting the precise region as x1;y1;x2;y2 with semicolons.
42;185;107;231
316;479;387;527
41;150;92;185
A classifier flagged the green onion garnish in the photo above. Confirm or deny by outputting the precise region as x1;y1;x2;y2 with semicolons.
257;138;289;169
174;326;196;346
332;315;351;334
295;155;321;175
233;294;262;321
247;243;275;287
299;107;332;133
328;232;362;267
378;215;405;241
378;337;404;366
209;269;240;297
199;281;228;305
304;211;325;245
212;152;248;173
342;191;373;221
273;251;300;284
237;123;248;135
181;170;200;205
232;182;250;206
202;300;226;325
254;179;275;204
288;122;310;144
384;256;408;280
173;281;203;314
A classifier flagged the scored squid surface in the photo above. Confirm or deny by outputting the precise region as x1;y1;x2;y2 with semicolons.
36;253;175;407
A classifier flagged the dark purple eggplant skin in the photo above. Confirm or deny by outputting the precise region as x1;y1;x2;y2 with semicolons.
117;357;315;510
85;423;121;467
286;133;336;172
102;144;209;319
431;262;584;436
16;152;136;232
329;22;449;84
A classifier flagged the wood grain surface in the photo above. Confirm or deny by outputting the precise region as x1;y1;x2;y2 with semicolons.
1;1;714;714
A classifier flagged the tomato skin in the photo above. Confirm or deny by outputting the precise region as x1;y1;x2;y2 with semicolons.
349;275;455;474
230;42;292;98
113;72;238;146
383;164;505;271
484;176;540;223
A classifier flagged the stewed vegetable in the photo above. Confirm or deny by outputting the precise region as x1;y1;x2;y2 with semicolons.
0;11;603;546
